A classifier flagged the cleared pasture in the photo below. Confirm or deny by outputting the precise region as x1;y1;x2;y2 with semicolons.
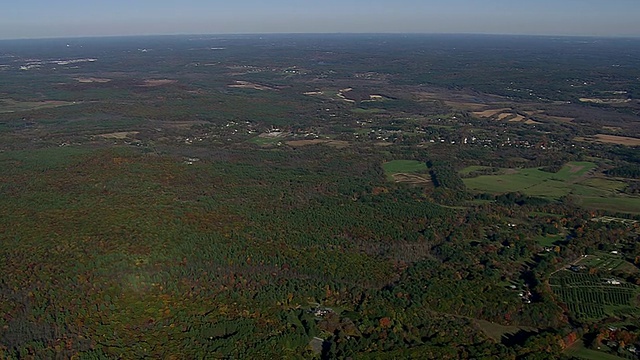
462;162;590;194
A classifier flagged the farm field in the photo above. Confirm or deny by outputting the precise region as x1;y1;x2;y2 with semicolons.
576;252;639;273
461;162;640;213
550;272;640;321
462;161;596;195
578;197;640;215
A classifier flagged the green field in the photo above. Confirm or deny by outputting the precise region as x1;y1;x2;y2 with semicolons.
576;253;638;273
578;197;640;215
534;234;561;247
249;135;284;146
462;162;640;213
474;319;537;342
566;341;627;360
463;162;597;196
382;160;428;176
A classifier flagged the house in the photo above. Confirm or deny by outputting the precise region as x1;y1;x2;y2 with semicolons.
605;278;622;285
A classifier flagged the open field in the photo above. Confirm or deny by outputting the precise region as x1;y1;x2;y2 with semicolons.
96;131;140;140
285;139;350;148
534;235;562;247
578;197;640;214
140;79;178;87
575;134;640;146
575;252;637;273
391;173;431;185
472;108;511;118
463;162;589;192
565;341;627;360
593;134;640;146
463;162;597;195
579;98;632;105
0;99;78;113
474;319;537;342
462;162;640;212
228;81;275;91
75;77;112;83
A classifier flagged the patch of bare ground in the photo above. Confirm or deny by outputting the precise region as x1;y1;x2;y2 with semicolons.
96;131;140;140
337;88;356;103
524;119;541;125
285;139;350;148
507;114;526;122
473;108;511;118
140;79;178;87
593;134;640;146
497;112;514;120
374;142;393;147
228;81;275;91
579;98;631;104
566;164;585;174
75;77;111;83
303;91;323;96
391;173;431;185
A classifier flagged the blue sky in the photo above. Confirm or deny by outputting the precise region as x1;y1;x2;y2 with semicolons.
1;0;639;39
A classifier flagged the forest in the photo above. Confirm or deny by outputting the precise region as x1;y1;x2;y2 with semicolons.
0;34;639;359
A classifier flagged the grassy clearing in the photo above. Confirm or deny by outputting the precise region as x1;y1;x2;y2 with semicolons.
475;319;536;342
382;160;428;177
565;341;627;360
534;235;561;247
579;197;640;215
463;162;597;196
249;136;283;146
552;161;595;180
576;253;632;272
579;178;628;192
462;162;640;213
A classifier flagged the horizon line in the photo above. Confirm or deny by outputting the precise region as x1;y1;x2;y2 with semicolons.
1;31;640;42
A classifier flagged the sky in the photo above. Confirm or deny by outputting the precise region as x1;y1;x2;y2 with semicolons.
1;0;639;39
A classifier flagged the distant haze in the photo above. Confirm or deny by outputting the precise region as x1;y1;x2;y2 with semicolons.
1;0;639;39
